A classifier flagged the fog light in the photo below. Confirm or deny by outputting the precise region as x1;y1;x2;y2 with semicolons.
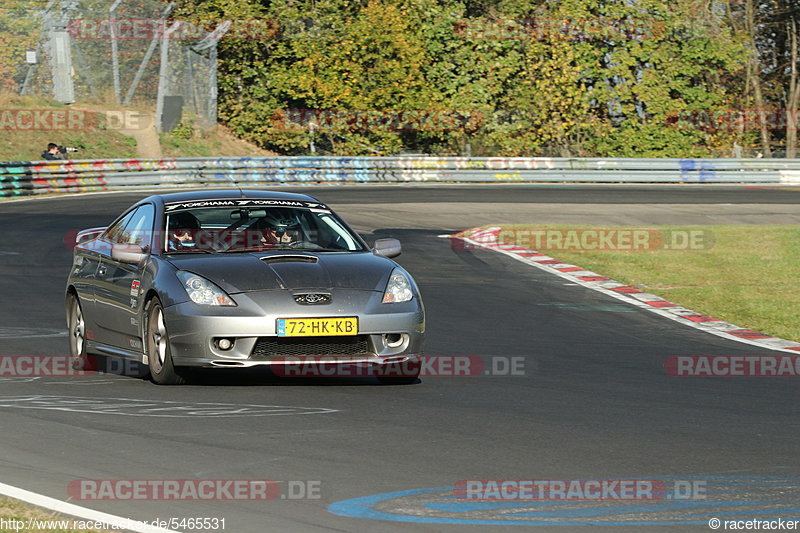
217;338;233;350
384;333;406;349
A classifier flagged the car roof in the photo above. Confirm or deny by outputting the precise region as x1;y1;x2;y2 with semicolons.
143;190;320;205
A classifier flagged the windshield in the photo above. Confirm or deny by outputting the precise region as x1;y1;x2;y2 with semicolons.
163;202;366;254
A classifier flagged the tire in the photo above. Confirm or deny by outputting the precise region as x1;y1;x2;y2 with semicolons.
145;298;185;385
67;293;92;370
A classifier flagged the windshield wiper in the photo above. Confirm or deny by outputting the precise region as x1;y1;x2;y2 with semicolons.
220;245;357;253
288;248;356;252
218;246;273;253
269;244;356;252
164;248;216;254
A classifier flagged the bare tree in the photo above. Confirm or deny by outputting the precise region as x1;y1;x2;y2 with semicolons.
786;18;799;158
743;0;773;156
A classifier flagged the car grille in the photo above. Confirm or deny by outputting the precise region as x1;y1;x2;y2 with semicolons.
250;335;373;360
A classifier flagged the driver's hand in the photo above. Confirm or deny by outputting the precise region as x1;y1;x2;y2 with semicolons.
261;230;279;245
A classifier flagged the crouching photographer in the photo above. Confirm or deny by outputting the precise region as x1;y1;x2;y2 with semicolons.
42;142;79;161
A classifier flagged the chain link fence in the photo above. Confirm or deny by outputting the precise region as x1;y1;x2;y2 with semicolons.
10;0;225;132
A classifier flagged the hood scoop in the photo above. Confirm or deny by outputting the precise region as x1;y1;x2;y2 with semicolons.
260;254;319;264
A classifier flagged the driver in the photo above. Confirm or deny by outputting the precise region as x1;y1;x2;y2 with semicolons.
167;211;201;250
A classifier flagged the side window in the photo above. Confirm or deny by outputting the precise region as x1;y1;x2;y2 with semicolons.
103;210;136;244
121;204;155;250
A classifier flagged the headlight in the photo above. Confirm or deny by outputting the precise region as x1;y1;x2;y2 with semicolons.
176;271;236;306
382;269;413;303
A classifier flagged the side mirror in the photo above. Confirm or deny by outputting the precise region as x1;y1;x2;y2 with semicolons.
374;238;401;258
112;243;147;265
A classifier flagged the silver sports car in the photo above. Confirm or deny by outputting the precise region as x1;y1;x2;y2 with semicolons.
65;190;425;385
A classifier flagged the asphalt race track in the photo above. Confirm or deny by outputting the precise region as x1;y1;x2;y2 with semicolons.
1;185;800;532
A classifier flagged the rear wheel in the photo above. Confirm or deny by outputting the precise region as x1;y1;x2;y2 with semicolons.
145;298;185;385
67;293;91;370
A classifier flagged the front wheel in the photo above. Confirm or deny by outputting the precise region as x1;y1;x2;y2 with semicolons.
145;298;185;385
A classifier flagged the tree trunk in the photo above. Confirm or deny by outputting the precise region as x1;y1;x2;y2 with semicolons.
786;19;799;158
745;0;773;157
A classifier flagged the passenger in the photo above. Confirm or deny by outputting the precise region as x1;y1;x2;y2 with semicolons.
260;217;302;246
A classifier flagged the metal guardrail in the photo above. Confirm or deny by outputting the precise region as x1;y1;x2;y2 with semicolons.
2;156;800;197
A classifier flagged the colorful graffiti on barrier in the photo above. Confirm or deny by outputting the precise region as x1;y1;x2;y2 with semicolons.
0;156;789;198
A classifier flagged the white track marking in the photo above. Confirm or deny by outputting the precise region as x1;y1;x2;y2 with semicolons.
0;395;339;418
0;481;178;533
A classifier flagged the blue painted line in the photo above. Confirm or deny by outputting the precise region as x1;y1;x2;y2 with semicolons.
683;509;800;518
424;501;577;512
509;500;771;518
693;477;800;482
328;487;711;526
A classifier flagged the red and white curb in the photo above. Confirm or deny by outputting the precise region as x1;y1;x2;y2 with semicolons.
450;226;800;354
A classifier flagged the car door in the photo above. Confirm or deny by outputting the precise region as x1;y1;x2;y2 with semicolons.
93;204;155;351
69;240;106;333
76;209;136;344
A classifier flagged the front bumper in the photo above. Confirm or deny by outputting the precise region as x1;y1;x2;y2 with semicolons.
162;288;425;367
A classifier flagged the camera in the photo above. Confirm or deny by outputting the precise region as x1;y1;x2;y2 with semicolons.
58;146;79;154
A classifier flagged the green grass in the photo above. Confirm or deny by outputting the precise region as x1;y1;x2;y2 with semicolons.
0;127;140;162
497;224;800;342
159;132;216;157
0;497;107;532
158;123;275;158
0;92;275;162
0;94;141;161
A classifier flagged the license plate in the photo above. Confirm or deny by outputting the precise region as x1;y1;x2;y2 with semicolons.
276;317;358;337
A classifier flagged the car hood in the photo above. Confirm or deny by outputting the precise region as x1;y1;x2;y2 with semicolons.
165;251;395;293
